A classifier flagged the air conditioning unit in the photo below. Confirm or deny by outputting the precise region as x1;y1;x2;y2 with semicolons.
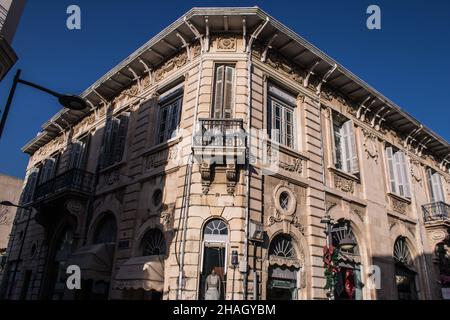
249;220;264;242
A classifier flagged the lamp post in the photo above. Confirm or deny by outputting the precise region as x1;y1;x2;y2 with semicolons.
231;250;239;300
0;69;88;139
0;201;34;299
321;215;357;300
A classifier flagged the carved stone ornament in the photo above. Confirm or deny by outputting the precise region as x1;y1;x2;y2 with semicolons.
410;160;423;184
268;182;304;234
154;51;188;82
334;173;354;193
226;163;237;195
390;196;408;215
160;203;175;231
279;157;303;174
216;36;236;51
362;129;379;163
200;162;211;194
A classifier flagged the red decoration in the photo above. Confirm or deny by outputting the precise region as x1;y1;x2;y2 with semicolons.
345;269;355;298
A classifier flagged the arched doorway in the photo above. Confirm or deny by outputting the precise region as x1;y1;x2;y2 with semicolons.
393;237;417;300
267;234;301;300
331;219;363;300
199;219;228;300
76;214;117;300
48;227;74;300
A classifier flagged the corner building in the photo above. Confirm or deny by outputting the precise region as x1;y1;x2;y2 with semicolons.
3;7;450;300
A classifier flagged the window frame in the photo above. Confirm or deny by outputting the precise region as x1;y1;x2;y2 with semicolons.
267;94;297;150
212;63;235;119
331;112;359;174
100;112;130;169
385;146;412;199
157;94;182;144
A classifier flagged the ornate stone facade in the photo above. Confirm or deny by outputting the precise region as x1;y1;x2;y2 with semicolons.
4;8;450;302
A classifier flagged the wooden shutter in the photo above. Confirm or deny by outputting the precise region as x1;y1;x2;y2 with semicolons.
347;120;359;174
223;65;234;119
385;147;397;194
69;141;82;169
428;169;445;202
114;113;129;163
21;167;39;204
332;118;343;170
400;152;411;198
341;120;352;172
213;65;224;118
100;119;114;168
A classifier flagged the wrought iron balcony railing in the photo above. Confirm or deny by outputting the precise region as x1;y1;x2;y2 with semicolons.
34;168;94;201
193;118;246;149
422;201;450;222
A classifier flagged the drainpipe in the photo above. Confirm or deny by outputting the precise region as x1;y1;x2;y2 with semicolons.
316;63;337;299
177;52;204;300
243;17;269;300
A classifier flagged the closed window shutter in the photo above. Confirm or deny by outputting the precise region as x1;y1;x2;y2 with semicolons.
429;169;445;202
69;141;82;169
21;168;39;204
213;65;224;118
223;66;234;119
114;113;129;163
40;158;56;183
434;173;445;202
341;121;351;172
400;152;411;198
100;119;114;168
386;147;397;194
348;121;359;174
393;151;405;196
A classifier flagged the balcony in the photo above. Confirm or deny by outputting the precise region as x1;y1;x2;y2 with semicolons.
34;168;94;203
422;202;450;222
193;118;246;163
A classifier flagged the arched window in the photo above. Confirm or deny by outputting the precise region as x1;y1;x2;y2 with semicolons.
393;237;417;300
267;234;300;300
141;229;166;256
269;234;296;259
331;220;362;300
200;219;228;300
394;237;411;265
93;214;117;244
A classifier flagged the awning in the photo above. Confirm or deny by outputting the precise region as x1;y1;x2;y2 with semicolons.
66;243;115;281
113;255;165;291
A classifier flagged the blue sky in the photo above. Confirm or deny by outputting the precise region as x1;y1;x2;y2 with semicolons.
0;0;449;178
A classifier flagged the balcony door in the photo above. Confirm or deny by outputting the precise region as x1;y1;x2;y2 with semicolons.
427;168;445;203
212;64;235;119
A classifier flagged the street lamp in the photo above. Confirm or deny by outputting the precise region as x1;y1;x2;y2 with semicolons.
231;250;239;300
339;235;357;252
0;200;34;299
0;69;88;138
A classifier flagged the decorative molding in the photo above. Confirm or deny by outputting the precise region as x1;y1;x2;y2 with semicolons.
160;203;175;231
389;194;409;215
200;162;211;194
362;128;379;163
268;182;304;234
216;36;236;51
279;157;303;174
226;163;237;195
325;200;337;214
333;173;354;193
154;51;188;82
352;208;365;222
410;159;423;185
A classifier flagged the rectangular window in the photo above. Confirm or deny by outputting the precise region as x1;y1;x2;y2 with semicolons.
385;147;411;198
332;113;359;174
267;84;297;149
212;64;235;118
158;96;182;143
39;154;59;184
20;167;39;204
427;168;445;202
68;136;89;170
100;113;129;169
